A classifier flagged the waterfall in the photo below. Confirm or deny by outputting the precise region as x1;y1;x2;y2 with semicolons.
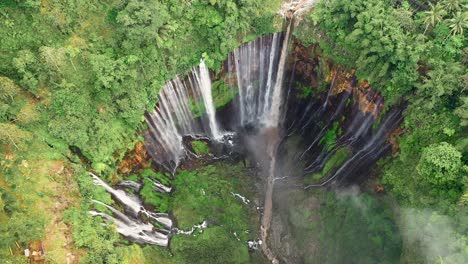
230;29;292;128
267;22;293;127
118;180;142;191
144;60;221;173
89;210;168;246
304;109;403;188
90;200;169;246
144;77;191;173
228;27;293;262
145;25;293;172
91;172;143;217
231;22;294;264
190;60;221;139
89;173;175;246
148;178;172;193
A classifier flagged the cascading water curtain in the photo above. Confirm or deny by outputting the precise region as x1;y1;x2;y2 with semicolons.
229;33;284;127
144;60;220;173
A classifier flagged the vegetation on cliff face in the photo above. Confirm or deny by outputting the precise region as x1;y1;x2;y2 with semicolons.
63;161;258;264
305;147;350;183
169;163;259;264
270;185;402;264
190;140;210;156
296;0;466;262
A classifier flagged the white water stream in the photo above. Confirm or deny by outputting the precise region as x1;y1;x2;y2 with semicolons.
90;173;173;246
145;60;221;173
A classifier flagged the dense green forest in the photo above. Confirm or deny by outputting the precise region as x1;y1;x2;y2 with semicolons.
0;0;466;263
297;0;467;262
0;0;281;262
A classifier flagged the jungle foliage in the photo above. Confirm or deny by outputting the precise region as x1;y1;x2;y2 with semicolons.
300;0;467;262
169;163;258;264
0;0;280;262
282;188;401;264
0;0;466;263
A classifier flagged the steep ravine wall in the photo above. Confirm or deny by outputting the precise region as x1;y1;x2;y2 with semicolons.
113;34;404;263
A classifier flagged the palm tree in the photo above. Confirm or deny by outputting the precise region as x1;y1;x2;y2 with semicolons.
442;0;462;14
447;11;468;35
422;3;447;33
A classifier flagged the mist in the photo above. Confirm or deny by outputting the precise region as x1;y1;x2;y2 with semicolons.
399;208;468;264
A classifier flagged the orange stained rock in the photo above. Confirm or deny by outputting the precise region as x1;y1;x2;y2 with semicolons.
369;179;385;193
375;183;385;193
118;141;151;174
323;63;384;118
325;66;354;95
355;80;383;118
388;127;404;153
335;70;353;94
325;64;335;83
28;240;45;263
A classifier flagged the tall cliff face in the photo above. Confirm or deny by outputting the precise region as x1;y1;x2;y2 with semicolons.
104;30;405;263
135;32;403;195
